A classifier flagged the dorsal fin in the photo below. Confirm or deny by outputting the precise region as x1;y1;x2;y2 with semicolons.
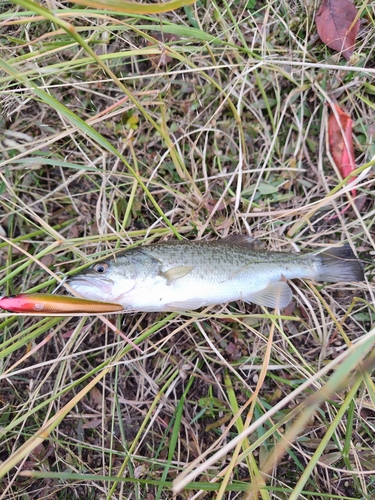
220;235;265;250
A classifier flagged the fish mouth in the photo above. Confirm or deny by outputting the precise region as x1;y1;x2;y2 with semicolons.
67;276;114;295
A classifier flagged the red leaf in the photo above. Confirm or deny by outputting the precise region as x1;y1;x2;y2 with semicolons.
327;104;362;217
316;0;359;60
328;104;356;198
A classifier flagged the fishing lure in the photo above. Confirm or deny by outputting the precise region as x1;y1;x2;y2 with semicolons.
0;293;124;314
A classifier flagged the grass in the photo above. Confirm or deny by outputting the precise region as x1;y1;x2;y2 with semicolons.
1;0;375;498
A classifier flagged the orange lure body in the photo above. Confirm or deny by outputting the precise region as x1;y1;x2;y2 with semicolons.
0;293;124;314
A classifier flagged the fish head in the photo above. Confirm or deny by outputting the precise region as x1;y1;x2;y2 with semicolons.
68;257;137;304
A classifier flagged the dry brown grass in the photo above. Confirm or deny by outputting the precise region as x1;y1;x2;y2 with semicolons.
1;0;375;499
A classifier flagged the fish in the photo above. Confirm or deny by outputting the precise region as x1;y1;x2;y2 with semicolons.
0;293;124;314
68;236;365;312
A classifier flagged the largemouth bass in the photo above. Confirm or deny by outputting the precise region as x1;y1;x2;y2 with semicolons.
68;236;364;312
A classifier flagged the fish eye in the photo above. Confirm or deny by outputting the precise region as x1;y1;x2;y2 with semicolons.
92;262;109;274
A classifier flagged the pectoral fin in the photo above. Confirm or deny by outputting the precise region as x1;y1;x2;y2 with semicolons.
161;265;194;285
245;281;292;309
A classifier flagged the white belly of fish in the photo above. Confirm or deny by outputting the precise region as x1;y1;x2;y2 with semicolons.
113;272;286;312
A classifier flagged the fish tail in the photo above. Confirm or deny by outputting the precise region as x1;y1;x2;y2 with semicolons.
316;244;365;283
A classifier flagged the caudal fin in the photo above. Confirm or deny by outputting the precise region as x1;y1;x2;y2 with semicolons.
317;244;365;283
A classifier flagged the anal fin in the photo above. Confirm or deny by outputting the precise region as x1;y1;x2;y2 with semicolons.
245;281;292;309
